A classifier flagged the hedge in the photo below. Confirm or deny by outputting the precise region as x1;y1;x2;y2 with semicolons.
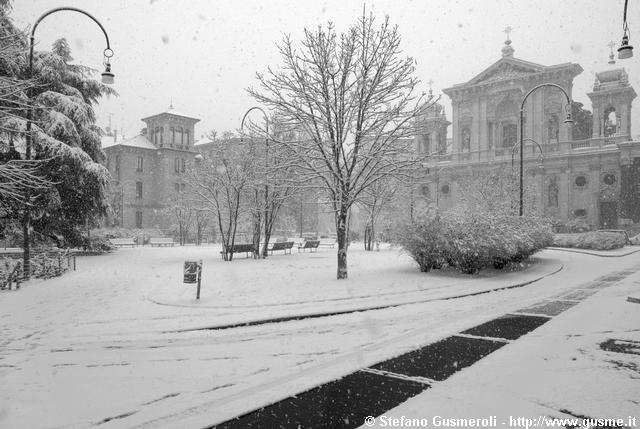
397;210;553;274
552;232;626;250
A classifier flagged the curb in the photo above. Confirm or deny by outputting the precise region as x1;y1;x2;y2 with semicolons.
547;246;640;257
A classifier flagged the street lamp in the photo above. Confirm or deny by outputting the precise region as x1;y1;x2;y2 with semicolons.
519;83;572;216
618;0;633;60
23;7;115;279
240;106;270;257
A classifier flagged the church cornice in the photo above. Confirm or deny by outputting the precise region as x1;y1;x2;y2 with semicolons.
443;58;582;100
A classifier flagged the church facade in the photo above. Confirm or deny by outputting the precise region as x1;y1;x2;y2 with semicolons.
417;39;639;229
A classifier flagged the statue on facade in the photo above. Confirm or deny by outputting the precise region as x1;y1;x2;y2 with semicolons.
461;128;471;152
548;178;559;208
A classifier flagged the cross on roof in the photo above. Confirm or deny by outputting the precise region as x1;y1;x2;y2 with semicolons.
607;40;616;52
504;26;513;41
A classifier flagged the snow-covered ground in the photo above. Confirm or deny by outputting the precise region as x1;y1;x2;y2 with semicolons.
0;244;638;428
371;264;640;429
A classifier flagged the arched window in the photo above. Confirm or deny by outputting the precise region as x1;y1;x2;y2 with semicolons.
185;130;190;146
603;106;617;137
423;134;431;154
154;127;160;145
502;123;517;148
177;127;184;146
494;98;519;149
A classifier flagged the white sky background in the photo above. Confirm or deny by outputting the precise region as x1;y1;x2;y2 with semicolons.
10;0;640;140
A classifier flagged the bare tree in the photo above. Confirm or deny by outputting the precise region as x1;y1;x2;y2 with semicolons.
249;14;433;279
359;177;398;251
162;190;193;246
187;134;254;261
242;118;301;258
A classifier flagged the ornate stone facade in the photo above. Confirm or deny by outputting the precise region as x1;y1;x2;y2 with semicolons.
420;40;639;228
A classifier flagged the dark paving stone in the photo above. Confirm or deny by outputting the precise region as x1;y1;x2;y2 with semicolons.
600;339;640;355
210;370;429;429
516;300;578;316
461;314;550;340
371;336;505;381
556;289;597;301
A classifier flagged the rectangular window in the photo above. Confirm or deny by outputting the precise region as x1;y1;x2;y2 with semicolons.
175;183;180;193
135;211;143;229
115;155;121;179
185;131;190;146
136;181;143;199
181;183;186;192
136;156;143;172
174;158;180;173
180;158;186;173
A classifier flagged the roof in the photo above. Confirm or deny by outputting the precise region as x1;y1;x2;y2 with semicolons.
443;56;582;95
102;134;157;150
141;106;200;122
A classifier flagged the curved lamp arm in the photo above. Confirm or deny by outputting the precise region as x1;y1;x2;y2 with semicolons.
619;0;634;59
30;7;114;84
240;106;269;140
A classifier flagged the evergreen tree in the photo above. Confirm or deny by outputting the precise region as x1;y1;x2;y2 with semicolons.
1;0;116;247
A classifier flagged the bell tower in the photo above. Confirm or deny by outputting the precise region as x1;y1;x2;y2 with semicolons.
588;50;637;139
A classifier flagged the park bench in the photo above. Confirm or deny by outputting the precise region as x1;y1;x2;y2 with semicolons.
269;241;294;255
220;243;255;258
318;238;337;248
298;240;320;252
109;238;136;247
149;237;175;247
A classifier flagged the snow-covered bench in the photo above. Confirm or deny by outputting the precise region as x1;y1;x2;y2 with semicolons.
109;238;136;247
221;243;255;258
298;240;319;252
149;237;175;247
269;241;294;255
318;238;337;248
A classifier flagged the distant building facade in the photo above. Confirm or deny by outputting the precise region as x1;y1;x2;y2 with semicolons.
417;39;639;228
102;106;199;230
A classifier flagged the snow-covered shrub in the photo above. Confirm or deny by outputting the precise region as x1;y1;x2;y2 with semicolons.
398;209;552;274
395;212;449;272
30;250;74;279
553;218;591;233
0;258;21;288
553;232;626;250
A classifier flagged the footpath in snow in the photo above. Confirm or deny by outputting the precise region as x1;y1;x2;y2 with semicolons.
0;245;637;429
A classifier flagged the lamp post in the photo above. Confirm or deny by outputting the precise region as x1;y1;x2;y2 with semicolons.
519;83;572;216
240;106;270;257
512;138;544;215
618;0;633;59
23;7;115;279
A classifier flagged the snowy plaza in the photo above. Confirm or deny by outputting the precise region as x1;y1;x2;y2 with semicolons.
2;0;640;428
1;245;640;428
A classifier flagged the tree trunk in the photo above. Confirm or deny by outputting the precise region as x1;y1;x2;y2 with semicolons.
22;211;30;280
336;209;348;280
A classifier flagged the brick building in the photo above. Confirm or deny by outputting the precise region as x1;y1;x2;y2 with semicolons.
102;106;199;230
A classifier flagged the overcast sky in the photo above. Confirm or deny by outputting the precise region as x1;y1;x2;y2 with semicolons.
11;0;640;140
